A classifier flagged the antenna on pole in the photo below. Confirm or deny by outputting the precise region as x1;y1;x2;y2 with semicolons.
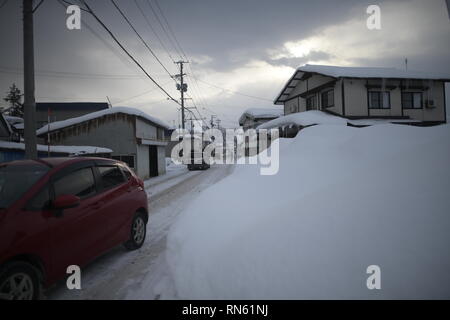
405;58;408;71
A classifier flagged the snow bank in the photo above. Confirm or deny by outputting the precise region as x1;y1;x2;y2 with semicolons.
0;140;112;155
257;110;347;130
239;108;283;125
36;106;171;135
166;123;450;299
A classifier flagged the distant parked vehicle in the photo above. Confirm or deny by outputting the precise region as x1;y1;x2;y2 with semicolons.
0;157;148;300
186;135;211;171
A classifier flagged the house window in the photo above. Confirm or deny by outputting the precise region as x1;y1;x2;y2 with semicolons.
368;91;390;109
402;92;423;109
306;95;316;110
321;90;334;109
111;155;135;169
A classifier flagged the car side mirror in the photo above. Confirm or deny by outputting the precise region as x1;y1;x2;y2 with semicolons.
52;195;80;217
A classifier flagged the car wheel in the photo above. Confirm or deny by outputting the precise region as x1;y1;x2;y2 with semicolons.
124;212;147;250
0;262;41;300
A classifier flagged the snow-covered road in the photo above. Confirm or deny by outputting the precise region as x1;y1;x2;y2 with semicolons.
47;164;234;300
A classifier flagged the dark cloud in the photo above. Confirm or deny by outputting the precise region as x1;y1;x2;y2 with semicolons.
0;0;449;126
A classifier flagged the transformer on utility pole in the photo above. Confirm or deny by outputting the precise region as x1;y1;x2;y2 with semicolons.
175;61;189;129
23;0;37;159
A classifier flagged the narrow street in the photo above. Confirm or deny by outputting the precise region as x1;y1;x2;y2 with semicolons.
47;164;234;300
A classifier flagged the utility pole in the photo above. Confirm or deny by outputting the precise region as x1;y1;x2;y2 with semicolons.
23;0;37;159
175;61;188;129
210;115;216;128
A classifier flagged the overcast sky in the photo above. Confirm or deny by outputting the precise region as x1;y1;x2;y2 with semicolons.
1;0;449;127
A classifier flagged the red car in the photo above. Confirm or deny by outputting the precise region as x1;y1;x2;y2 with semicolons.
0;157;148;300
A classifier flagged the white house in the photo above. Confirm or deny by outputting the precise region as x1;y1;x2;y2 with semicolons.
274;64;449;125
238;107;284;130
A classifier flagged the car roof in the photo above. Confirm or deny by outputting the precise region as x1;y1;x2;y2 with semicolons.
2;157;118;168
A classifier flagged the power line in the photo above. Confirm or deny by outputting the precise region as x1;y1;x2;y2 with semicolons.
80;0;180;105
146;0;183;61
192;76;273;102
148;0;212;125
0;66;146;80
153;0;188;60
134;0;176;64
57;0;141;75
112;80;173;105
110;0;175;81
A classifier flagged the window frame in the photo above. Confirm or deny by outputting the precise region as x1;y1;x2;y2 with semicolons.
402;92;423;110
111;155;135;169
25;184;52;212
320;89;334;109
94;165;127;192
306;95;316;111
53;166;98;200
368;91;391;109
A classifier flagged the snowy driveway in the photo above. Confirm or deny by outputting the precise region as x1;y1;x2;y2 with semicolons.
47;164;234;300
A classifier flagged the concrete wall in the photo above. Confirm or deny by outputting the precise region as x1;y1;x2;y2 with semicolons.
49;113;137;155
402;81;446;122
157;146;166;175
46;113;169;179
343;79;367;117
344;79;446;121
136;117;157;140
136;144;150;179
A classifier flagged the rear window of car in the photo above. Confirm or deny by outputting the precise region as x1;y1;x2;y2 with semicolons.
54;167;96;199
98;166;125;189
0;163;49;209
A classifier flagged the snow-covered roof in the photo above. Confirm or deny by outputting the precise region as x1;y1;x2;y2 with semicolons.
257;110;347;130
13;123;24;130
36;106;171;135
238;108;284;125
274;64;450;104
0;113;12;136
0;140;112;155
297;64;450;81
4;116;24;125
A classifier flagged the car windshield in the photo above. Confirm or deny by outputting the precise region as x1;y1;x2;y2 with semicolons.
0;163;50;209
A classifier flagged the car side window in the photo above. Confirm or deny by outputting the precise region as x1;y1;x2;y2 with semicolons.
27;186;51;211
54;167;96;199
121;166;132;181
98;166;126;189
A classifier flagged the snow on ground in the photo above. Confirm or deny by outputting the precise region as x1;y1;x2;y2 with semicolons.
166;123;450;299
47;161;233;300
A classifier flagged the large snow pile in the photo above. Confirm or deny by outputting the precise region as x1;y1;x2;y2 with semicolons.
166;123;450;299
36;106;171;135
257;110;347;130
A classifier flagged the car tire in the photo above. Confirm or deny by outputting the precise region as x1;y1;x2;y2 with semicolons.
0;261;41;300
124;212;147;251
